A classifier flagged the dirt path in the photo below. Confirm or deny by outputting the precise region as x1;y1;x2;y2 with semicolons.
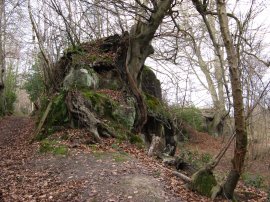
1;117;267;202
0;116;187;202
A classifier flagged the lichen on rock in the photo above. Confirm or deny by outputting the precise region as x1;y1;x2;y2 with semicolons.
63;68;99;90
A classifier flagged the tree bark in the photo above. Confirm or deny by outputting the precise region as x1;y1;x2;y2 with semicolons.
216;0;247;199
28;0;57;92
126;0;173;133
0;0;5;96
186;1;228;136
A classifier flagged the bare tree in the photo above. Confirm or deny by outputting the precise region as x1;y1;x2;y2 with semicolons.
0;0;6;95
214;0;247;198
125;0;174;132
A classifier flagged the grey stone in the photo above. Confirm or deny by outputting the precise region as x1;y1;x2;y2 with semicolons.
63;68;99;90
112;97;136;130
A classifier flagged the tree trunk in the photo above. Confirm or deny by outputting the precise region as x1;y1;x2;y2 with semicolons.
216;0;247;199
0;0;5;96
126;0;173;133
190;0;229;136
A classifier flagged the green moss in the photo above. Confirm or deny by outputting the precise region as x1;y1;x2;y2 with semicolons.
82;90;116;118
46;93;69;127
92;151;106;159
112;152;129;162
108;121;129;141
39;139;68;156
34;92;69;140
178;149;213;169
82;90;135;130
145;93;170;119
191;169;217;197
64;44;84;56
129;134;145;149
145;93;161;112
92;150;129;162
53;145;68;155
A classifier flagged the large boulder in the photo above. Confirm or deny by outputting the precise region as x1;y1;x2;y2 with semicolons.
42;34;176;150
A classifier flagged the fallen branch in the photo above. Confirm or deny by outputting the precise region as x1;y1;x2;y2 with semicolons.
172;171;192;183
32;99;53;138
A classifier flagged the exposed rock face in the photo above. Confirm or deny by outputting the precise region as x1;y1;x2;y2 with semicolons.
111;97;136;130
43;34;176;155
63;68;99;90
142;66;162;100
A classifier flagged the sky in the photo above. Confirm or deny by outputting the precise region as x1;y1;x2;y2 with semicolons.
145;0;270;108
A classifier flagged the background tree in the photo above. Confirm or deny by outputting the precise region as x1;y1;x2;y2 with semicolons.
0;0;6;97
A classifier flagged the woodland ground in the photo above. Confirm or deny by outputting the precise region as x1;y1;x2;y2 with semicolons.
0;116;268;202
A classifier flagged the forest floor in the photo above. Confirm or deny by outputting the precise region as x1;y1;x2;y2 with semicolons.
0;116;268;202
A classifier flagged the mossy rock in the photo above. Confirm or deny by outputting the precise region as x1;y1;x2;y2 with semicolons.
172;106;205;132
63;68;99;90
142;66;162;100
45;92;69;131
82;90;135;130
35;93;69;140
82;90;115;117
190;169;217;197
145;93;170;119
112;97;136;130
98;70;122;90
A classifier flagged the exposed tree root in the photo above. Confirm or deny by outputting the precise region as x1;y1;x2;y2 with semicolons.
66;91;116;143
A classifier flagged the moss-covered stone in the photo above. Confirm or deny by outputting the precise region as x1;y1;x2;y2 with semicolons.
82;90;114;117
142;66;162;100
63;68;99;90
82;90;135;130
190;169;217;197
34;92;69;140
145;93;170;119
112;98;136;130
45;92;69;130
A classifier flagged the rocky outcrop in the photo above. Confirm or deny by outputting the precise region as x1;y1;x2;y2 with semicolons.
142;66;162;100
40;34;176;156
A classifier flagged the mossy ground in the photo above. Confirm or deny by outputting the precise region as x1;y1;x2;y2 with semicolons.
39;139;68;155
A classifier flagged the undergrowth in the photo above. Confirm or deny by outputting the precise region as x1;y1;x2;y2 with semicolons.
242;172;265;189
172;106;205;132
179;148;213;169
